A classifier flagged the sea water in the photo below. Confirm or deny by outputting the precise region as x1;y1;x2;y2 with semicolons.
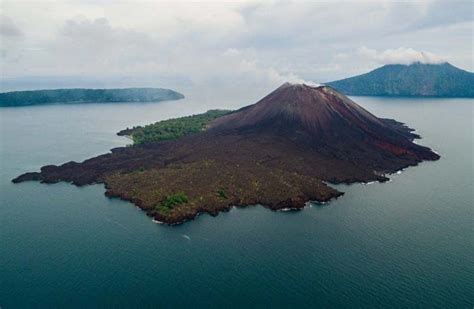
0;92;472;307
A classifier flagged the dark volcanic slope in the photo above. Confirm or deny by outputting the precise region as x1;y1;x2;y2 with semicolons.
327;62;474;97
13;83;440;224
209;84;438;168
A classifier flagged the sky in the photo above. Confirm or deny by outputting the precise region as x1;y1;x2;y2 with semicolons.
0;0;473;92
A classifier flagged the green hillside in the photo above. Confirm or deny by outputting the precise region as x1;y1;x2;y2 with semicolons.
0;88;184;107
327;62;474;97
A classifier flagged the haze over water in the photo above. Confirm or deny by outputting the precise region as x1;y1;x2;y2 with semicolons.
0;92;473;307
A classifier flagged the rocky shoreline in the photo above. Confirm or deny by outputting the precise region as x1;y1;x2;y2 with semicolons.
13;84;440;225
103;182;345;225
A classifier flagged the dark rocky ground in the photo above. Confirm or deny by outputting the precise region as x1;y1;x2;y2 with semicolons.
13;84;440;224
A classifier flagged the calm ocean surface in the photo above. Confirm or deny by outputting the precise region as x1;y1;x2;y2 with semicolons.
0;92;473;308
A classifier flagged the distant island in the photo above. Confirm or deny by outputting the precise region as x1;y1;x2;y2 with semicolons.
327;62;474;97
0;88;184;107
13;83;439;225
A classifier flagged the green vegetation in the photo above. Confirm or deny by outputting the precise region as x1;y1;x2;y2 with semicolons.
162;192;189;208
155;192;189;212
121;109;232;145
0;88;184;107
217;187;228;199
327;62;474;97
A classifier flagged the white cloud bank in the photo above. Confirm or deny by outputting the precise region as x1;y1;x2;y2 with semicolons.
0;15;23;37
357;47;447;65
0;0;472;92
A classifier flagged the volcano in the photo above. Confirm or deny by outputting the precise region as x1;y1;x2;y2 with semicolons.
327;62;474;97
209;83;437;162
13;83;440;224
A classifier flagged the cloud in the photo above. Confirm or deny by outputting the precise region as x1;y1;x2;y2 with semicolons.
0;15;23;37
0;16;24;63
0;0;472;90
21;16;315;90
357;46;447;65
408;0;473;31
219;48;320;87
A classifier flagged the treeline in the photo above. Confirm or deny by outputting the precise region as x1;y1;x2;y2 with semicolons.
118;109;232;144
0;88;184;107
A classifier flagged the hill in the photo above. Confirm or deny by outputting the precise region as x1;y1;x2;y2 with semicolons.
0;88;184;107
13;83;439;225
327;62;474;97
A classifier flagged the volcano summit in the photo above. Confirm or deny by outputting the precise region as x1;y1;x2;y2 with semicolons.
13;83;439;224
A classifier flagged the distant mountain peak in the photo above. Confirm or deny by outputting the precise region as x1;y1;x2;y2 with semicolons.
327;62;473;97
382;61;450;67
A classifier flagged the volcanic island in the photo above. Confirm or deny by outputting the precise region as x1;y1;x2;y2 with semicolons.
13;83;440;224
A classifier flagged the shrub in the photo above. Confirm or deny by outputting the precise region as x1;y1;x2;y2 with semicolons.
217;188;228;199
160;192;189;209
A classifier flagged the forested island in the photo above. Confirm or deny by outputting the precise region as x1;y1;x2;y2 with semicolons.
13;83;440;225
0;88;184;107
327;62;474;97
